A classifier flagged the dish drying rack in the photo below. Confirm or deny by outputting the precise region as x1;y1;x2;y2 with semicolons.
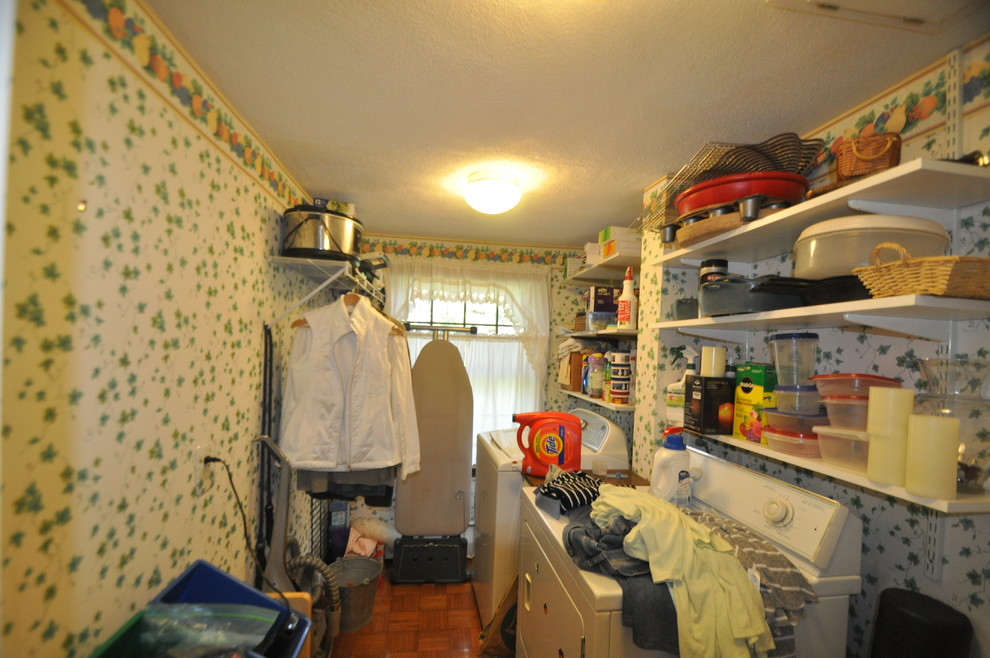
641;133;824;232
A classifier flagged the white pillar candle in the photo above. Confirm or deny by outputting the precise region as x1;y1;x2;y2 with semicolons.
700;346;726;377
904;414;960;500
866;387;915;486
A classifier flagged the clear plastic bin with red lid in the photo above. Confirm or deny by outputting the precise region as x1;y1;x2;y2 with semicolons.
809;373;901;398
763;426;821;458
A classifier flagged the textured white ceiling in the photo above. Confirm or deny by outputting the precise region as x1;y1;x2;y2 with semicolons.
142;0;990;247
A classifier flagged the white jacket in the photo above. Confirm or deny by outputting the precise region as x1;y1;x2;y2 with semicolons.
279;296;420;477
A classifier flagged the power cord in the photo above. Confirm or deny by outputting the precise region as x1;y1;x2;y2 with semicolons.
204;456;291;609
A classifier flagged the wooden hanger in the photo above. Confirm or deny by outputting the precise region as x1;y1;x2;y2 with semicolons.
292;293;405;335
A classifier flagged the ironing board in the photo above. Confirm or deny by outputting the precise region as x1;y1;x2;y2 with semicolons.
392;338;473;583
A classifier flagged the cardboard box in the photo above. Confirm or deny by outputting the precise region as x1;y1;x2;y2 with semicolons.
684;375;735;435
733;362;778;443
598;225;640;244
582;286;620;312
584;242;602;265
562;352;585;392
565;257;584;279
600;238;642;259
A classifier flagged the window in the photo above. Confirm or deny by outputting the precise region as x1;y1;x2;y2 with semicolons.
406;299;520;336
386;255;551;459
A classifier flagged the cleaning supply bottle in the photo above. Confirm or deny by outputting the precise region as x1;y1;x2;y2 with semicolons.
649;430;690;502
616;266;637;330
665;348;698;425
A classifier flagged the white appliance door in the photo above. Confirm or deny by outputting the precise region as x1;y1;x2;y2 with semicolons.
518;519;586;658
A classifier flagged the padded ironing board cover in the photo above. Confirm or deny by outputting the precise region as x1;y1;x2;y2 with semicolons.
394;339;474;536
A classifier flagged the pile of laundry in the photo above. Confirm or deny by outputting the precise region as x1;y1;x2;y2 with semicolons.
535;477;817;658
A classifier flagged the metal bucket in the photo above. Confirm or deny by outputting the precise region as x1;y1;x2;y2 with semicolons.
281;204;363;261
328;556;382;633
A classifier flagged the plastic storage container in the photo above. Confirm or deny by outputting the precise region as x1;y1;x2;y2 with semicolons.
763;408;828;433
771;332;819;385
814;425;870;471
792;215;949;280
775;385;823;415
823;395;869;429
809;373;901;397
764;427;821;458
585;312;616;331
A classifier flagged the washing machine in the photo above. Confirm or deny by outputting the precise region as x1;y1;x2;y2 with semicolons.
517;446;863;657
472;408;629;627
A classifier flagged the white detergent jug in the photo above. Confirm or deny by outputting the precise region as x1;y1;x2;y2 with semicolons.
649;431;689;502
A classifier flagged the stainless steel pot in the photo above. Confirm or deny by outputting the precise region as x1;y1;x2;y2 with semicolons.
281;204;363;261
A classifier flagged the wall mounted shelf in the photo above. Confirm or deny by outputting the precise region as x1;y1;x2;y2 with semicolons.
691;433;990;514
562;389;635;411
657;295;990;342
651;158;990;269
565;252;640;284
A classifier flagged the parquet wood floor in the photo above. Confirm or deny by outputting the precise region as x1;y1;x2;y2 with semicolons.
329;562;483;657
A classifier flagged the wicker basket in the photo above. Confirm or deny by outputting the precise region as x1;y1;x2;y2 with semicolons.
853;242;990;301
836;132;901;181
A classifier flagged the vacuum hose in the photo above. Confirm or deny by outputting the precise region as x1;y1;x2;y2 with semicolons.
285;538;342;638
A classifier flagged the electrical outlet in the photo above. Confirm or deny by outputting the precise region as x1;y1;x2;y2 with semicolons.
193;443;213;495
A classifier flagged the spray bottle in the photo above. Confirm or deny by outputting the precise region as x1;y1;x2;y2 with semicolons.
616;266;638;330
665;347;698;425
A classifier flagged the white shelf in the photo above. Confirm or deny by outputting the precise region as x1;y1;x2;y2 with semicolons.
271;255;384;305
657;295;990;341
565;252;640;284
651;158;990;269
691;433;990;514
570;328;638;340
562;389;635;411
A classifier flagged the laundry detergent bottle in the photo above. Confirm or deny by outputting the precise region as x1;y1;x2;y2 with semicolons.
513;411;582;477
649;430;690;502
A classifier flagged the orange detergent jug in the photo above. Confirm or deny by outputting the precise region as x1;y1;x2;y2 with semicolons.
513;411;582;477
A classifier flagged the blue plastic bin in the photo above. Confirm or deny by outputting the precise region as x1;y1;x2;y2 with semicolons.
91;560;310;657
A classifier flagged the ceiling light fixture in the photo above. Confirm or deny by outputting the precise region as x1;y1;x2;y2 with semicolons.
464;170;521;214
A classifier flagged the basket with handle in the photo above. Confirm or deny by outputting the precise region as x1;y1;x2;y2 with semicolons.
836;132;901;181
852;242;990;300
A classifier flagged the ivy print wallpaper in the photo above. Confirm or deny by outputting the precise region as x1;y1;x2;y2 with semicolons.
4;0;990;656
3;0;319;654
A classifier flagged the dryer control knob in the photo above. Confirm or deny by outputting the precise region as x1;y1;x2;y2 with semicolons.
762;499;794;526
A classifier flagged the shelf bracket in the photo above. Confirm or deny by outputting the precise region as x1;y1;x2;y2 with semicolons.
923;508;945;581
842;313;947;341
670;327;747;344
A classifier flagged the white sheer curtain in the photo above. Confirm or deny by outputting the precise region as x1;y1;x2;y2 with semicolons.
386;255;551;439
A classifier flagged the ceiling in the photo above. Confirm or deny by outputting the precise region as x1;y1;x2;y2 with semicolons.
142;0;990;248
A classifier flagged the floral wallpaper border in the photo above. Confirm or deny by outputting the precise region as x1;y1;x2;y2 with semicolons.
362;235;580;265
59;0;303;207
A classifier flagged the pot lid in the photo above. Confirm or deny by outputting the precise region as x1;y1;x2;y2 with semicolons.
796;215;948;242
284;204;364;226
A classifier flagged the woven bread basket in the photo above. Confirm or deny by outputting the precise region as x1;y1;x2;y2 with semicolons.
836;133;901;181
853;242;990;300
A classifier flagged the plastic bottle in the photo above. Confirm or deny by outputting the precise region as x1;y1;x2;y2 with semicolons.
616;266;637;330
588;353;606;398
649;431;690;502
665;349;698;425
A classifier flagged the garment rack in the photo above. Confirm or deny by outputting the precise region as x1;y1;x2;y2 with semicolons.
403;323;478;341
